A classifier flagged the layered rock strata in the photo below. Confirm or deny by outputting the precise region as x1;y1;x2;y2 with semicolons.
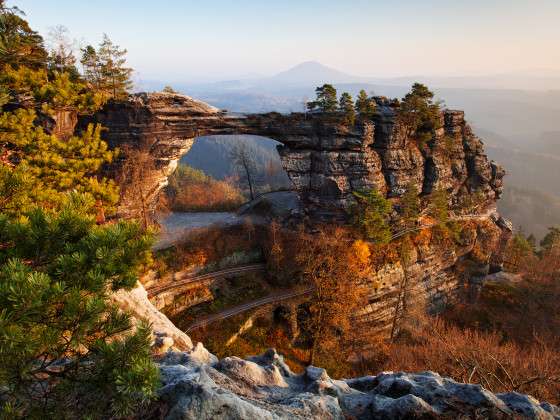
81;92;504;220
86;92;510;335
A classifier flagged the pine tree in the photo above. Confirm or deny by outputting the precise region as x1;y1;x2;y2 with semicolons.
0;108;119;213
351;188;392;243
429;187;450;225
81;35;133;101
398;83;441;146
401;182;420;226
0;198;158;418
80;44;102;90
355;89;376;119
97;34;133;100
339;92;355;126
307;84;338;112
0;2;48;69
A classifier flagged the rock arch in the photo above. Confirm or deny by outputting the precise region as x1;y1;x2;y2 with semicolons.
79;92;504;220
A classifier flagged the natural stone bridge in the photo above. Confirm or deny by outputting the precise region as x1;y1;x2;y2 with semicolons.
80;92;504;220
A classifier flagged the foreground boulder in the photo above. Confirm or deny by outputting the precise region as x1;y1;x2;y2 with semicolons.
156;347;559;419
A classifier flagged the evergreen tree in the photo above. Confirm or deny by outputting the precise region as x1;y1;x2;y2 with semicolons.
401;182;420;226
398;83;441;146
0;108;119;214
355;89;376;119
81;34;133;101
1;65;104;113
0;197;158;418
540;227;560;252
428;187;461;239
504;232;535;272
429;187;450;225
97;34;133;100
307;83;338;112
339;92;355;126
80;44;102;91
351;188;392;243
0;2;47;69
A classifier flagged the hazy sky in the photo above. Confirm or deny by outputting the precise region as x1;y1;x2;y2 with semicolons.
11;0;560;82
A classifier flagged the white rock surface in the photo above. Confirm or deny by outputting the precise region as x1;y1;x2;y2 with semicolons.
156;347;560;419
110;281;193;351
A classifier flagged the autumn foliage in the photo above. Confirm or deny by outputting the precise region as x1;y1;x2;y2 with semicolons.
166;164;244;212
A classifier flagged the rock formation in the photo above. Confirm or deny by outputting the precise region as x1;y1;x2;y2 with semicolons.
86;92;511;332
83;92;542;418
80;92;504;220
156;346;559;419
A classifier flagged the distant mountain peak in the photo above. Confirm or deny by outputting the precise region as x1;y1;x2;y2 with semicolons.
268;61;360;85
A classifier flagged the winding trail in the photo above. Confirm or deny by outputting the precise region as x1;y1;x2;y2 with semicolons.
185;287;313;333
157;206;503;333
146;263;266;298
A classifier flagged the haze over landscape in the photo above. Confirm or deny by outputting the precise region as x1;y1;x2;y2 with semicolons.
2;1;560;418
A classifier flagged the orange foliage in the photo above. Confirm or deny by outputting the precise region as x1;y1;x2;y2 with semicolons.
168;165;244;212
379;319;560;404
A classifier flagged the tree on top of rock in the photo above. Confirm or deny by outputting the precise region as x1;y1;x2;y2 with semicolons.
339;92;355;126
355;89;376;119
307;83;338;112
0;1;47;69
81;34;133;101
45;25;79;77
398;83;441;146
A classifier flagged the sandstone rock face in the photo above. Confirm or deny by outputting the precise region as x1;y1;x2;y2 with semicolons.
87;92;511;337
82;92;504;220
361;212;509;333
156;347;559;419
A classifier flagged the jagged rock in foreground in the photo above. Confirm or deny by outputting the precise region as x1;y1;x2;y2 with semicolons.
156;347;559;419
110;281;193;352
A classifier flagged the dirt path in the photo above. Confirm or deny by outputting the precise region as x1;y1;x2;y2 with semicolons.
146;263;267;297
185;288;313;333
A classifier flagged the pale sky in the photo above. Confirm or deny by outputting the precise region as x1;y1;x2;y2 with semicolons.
10;0;560;83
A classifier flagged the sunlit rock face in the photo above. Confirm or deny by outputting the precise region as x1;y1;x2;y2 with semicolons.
81;92;503;220
86;92;511;338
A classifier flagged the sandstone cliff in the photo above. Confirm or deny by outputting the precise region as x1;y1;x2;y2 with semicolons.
80;92;504;221
80;92;542;418
86;92;510;333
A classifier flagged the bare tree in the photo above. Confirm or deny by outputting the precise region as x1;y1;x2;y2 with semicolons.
119;147;160;228
46;25;77;72
230;141;258;201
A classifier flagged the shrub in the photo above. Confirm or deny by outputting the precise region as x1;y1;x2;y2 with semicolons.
350;189;392;243
167;164;245;212
381;319;560;405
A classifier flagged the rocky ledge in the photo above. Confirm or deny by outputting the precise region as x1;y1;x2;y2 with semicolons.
156;346;559;419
